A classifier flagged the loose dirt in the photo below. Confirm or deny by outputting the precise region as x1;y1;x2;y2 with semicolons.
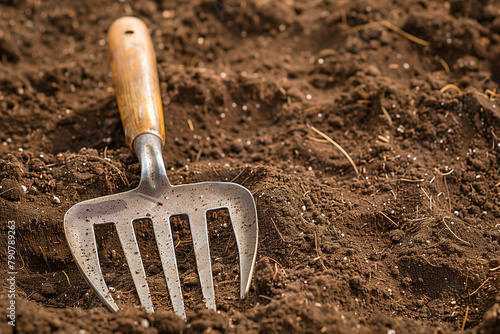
1;0;500;333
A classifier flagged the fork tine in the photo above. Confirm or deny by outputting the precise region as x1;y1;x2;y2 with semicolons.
65;222;119;312
226;189;258;299
188;211;216;310
152;218;186;319
115;221;154;313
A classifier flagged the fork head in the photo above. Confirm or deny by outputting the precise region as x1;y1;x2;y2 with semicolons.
64;137;258;319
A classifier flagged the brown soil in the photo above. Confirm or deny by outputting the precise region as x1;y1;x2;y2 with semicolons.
1;0;500;333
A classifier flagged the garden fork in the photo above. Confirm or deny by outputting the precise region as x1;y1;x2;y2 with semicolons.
64;16;258;319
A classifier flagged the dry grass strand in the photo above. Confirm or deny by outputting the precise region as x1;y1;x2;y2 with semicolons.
271;218;285;243
440;84;463;94
469;277;491;297
379;211;399;227
442;216;471;246
462;306;469;331
308;125;359;176
381;106;393;127
439;58;451;73
354;20;430;47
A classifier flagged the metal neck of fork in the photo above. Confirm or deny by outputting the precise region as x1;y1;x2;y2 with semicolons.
133;133;171;192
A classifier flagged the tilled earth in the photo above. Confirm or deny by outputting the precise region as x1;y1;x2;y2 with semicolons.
1;0;500;333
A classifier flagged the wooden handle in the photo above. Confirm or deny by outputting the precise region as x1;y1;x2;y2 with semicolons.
108;16;165;150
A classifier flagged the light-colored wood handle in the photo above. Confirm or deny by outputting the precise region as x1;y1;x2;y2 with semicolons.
108;16;165;150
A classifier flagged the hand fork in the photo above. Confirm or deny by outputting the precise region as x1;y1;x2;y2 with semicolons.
63;16;258;319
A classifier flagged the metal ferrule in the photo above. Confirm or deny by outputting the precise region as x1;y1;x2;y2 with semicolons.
133;133;171;192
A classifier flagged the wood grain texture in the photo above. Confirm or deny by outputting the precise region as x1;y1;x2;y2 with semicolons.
108;16;165;150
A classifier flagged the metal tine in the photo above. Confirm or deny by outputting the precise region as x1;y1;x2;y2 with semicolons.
152;217;186;319
66;223;119;312
225;192;258;299
115;220;154;313
188;211;216;310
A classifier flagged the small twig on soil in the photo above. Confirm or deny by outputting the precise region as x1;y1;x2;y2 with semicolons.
372;276;386;282
18;252;25;270
313;231;327;271
378;211;399;227
492;130;498;150
240;175;252;186
39;246;51;272
195;145;203;162
175;238;193;248
308;124;359;176
377;135;390;143
495;181;500;187
211;166;220;177
381;106;393;127
442;217;471;246
440;84;462;95
223;233;233;255
379;20;430;46
271;218;285;243
362;198;376;206
272;262;279;281
433;168;454;211
476;257;489;264
308;136;329;143
264;256;287;276
299;215;316;229
434;167;454;176
490;265;500;272
421;255;438;267
390;189;397;200
0;187;18;197
354;20;430;46
187;119;194;131
396;178;425;183
304;105;321;113
485;89;500;99
299;183;308;196
15;72;34;92
469;277;492;297
450;113;460;125
462;306;469;331
259;295;274;301
439;58;451;73
406;217;432;222
231;168;246;182
421;187;432;210
62;270;72;287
